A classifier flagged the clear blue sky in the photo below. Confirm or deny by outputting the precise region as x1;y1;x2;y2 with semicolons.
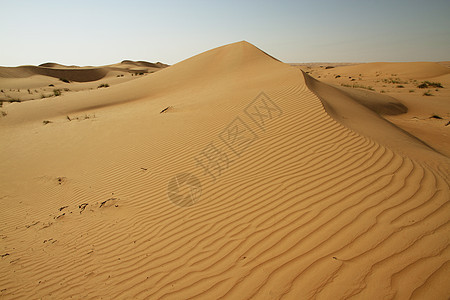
1;0;449;66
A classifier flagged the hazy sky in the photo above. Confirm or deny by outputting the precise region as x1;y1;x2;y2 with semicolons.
1;0;449;66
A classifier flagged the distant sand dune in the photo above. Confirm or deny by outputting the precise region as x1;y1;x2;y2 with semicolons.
0;65;109;82
0;41;448;299
0;60;168;83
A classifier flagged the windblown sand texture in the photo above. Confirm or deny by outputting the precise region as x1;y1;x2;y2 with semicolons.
0;42;449;299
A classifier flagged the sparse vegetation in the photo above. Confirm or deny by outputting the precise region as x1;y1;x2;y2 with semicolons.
27;89;32;94
418;83;428;89
396;85;404;88
418;81;443;89
409;89;415;93
53;89;62;96
43;120;52;125
423;90;433;96
97;83;110;88
341;83;375;91
382;77;407;84
1;110;7;117
66;114;96;121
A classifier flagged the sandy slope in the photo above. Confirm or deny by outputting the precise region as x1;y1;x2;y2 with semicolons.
295;61;450;157
0;41;449;299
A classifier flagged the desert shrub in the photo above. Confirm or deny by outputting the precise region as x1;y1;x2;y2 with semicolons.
418;81;443;89
396;85;404;88
409;89;414;93
59;78;70;83
382;77;407;84
428;82;443;88
97;83;110;88
42;120;52;125
423;90;433;96
53;89;61;96
341;83;374;91
418;83;428;89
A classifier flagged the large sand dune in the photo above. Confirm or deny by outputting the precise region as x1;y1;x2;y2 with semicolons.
0;41;449;299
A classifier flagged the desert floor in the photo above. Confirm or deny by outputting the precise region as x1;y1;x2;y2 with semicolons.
0;42;449;299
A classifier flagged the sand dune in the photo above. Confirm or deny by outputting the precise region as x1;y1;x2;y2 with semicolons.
0;65;109;82
0;60;168;102
0;60;167;82
38;62;81;68
297;61;450;157
119;60;169;69
0;41;449;299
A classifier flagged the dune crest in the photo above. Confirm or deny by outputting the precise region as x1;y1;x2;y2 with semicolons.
304;73;449;165
0;42;448;299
